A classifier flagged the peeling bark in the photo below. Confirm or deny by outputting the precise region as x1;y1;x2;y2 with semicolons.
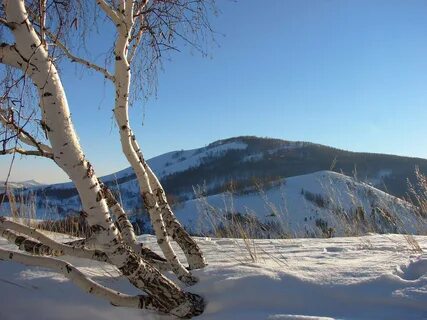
0;247;167;311
0;1;204;317
132;136;206;269
108;1;197;285
100;183;171;271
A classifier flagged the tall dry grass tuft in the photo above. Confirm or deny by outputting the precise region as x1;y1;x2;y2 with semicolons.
408;166;427;219
0;186;90;238
193;170;426;252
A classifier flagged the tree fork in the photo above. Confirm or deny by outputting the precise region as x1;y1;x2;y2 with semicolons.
0;0;205;317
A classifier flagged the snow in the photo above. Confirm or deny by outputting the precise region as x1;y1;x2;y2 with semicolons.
0;234;426;319
174;171;425;236
0;180;45;191
3;170;425;238
30;140;248;192
148;141;248;179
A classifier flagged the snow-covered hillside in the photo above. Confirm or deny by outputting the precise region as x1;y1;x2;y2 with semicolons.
1;136;427;237
1;170;426;236
0;233;426;319
174;171;426;237
0;180;44;192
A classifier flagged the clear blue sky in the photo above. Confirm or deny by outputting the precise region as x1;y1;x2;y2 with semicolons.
2;0;427;184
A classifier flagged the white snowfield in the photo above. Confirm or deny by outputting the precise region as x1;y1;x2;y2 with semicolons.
0;234;426;320
175;171;426;236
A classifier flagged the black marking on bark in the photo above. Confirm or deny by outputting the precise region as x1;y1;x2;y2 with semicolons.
86;161;95;178
9;252;13;259
14;236;26;247
96;189;104;202
101;185;118;207
93;250;108;262
42;92;52;97
89;182;98;190
65;264;72;273
118;253;140;276
115;56;122;61
90;224;107;233
40;121;51;139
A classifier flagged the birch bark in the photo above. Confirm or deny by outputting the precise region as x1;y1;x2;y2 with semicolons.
0;1;204;317
109;1;198;284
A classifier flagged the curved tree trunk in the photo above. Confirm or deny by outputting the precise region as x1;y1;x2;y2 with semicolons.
111;8;196;285
0;247;167;311
131;136;206;269
0;1;204;317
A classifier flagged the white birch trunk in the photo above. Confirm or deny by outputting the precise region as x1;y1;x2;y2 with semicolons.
0;1;204;317
101;183;171;271
0;247;167;311
0;218;109;262
131;136;207;269
111;7;197;285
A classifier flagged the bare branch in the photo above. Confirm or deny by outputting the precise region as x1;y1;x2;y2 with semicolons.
0;109;53;155
0;17;11;28
96;0;122;24
0;247;158;310
0;218;108;262
39;0;47;50
1;227;55;256
0;43;25;70
128;16;146;62
0;147;53;159
43;29;115;81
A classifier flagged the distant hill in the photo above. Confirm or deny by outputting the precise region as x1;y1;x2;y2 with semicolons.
173;170;425;237
0;180;45;192
1;136;426;236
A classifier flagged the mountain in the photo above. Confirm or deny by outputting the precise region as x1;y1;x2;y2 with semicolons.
175;170;425;237
1;136;426;235
0;180;45;192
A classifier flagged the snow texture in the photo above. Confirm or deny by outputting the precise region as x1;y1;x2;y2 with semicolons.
0;234;426;319
175;171;425;236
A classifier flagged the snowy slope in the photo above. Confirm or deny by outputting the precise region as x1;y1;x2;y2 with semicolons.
0;180;44;191
38;140;249;190
173;171;426;237
0;233;426;319
1;170;425;237
1;136;427;237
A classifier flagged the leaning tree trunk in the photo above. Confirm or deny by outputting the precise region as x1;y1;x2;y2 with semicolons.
0;0;204;317
111;8;197;285
132;136;207;269
108;2;205;280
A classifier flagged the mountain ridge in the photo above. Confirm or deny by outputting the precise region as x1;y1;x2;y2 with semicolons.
1;136;427;237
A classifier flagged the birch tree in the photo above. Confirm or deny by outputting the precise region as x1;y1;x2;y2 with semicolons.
0;0;214;317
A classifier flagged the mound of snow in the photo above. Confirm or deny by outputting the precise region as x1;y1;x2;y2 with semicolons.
396;255;427;281
0;234;426;319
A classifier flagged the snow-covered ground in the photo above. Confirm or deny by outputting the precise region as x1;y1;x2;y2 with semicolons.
0;234;426;319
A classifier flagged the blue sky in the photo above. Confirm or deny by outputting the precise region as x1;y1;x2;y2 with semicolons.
2;0;427;184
